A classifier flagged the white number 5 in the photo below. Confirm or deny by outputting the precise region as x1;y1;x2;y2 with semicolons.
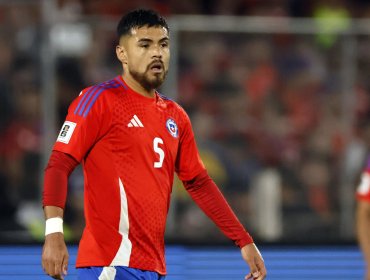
153;137;165;168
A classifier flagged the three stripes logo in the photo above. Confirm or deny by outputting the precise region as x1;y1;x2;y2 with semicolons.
127;115;144;128
74;80;121;118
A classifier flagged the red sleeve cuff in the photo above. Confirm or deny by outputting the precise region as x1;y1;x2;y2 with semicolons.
357;193;370;203
236;236;254;248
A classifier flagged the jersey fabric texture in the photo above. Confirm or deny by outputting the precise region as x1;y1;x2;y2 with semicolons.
77;266;166;280
43;150;78;208
53;76;206;274
357;158;370;202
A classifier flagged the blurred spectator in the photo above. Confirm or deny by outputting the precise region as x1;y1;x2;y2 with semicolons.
313;0;351;48
0;37;14;130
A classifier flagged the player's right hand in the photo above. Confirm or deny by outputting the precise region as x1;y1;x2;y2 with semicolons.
42;233;69;280
241;243;266;280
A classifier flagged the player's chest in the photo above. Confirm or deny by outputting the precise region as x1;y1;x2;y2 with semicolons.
111;99;180;156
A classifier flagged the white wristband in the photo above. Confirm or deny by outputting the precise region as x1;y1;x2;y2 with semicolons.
45;217;64;236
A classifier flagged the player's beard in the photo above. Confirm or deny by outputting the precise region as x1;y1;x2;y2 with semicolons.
130;66;168;92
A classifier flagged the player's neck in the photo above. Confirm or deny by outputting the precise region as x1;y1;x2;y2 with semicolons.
121;74;156;98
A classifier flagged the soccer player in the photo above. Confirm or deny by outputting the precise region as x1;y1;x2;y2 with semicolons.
357;158;370;280
41;9;266;280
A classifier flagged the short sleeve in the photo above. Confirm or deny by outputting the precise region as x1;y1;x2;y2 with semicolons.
53;86;112;162
175;110;205;181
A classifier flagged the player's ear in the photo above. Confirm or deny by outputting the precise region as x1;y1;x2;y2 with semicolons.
116;44;128;64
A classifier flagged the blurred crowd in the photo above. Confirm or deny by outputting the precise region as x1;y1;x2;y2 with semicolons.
174;32;370;242
43;0;370;18
1;0;370;243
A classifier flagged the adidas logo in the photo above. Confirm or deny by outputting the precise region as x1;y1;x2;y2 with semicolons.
127;115;144;127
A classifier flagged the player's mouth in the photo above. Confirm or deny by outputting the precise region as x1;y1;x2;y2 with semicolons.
149;61;164;73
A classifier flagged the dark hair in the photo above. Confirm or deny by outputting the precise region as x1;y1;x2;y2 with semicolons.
117;9;169;39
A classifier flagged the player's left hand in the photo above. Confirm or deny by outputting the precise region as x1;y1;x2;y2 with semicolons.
241;243;266;280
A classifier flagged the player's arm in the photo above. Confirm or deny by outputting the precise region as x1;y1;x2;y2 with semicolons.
357;199;370;280
183;171;266;280
176;109;266;279
41;86;111;279
42;151;78;280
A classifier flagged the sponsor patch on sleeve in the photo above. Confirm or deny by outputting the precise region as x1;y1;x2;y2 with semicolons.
57;121;77;144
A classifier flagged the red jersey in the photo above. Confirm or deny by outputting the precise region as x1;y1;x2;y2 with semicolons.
357;158;370;202
53;76;205;274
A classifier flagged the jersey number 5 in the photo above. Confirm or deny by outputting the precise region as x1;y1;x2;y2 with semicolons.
153;137;165;168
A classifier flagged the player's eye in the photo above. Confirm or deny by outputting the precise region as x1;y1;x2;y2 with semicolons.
140;44;149;48
160;41;169;48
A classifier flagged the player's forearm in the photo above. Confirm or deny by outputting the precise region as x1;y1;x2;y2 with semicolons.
357;201;370;264
43;205;65;236
44;205;64;219
42;150;78;209
184;170;253;247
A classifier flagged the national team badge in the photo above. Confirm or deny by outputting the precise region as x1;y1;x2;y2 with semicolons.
166;118;178;138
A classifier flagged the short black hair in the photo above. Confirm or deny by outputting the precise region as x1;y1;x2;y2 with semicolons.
117;9;169;39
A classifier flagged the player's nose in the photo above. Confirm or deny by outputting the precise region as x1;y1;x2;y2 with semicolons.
151;45;163;59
